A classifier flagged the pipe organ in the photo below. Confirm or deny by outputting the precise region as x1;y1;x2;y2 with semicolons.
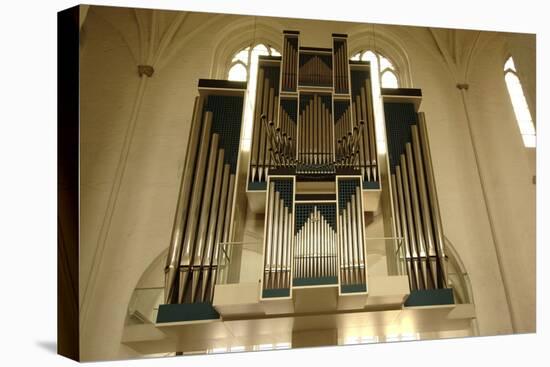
281;32;299;92
298;94;334;174
337;177;367;292
263;178;294;292
250;31;380;300
158;31;453;325
384;100;449;291
163;80;245;306
294;205;338;282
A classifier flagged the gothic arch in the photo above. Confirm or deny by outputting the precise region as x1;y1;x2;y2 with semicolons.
208;18;283;79
463;31;502;83
347;24;414;87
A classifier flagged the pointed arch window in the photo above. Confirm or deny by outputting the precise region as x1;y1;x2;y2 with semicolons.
227;44;280;83
227;43;280;152
351;50;399;88
503;56;536;148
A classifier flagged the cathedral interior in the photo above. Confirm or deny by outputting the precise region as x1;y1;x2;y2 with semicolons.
63;4;536;361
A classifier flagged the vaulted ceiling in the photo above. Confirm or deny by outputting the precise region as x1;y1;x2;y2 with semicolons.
427;28;484;82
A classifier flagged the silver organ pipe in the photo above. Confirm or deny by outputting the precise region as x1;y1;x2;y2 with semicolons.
162;81;245;307
336;178;367;290
199;149;225;301
250;67;264;183
292;204;338;283
189;134;220;302
178;111;214;303
162;30;451;318
387;108;450;290
400;154;423;290
406;142;429;290
354;186;366;284
164;96;204;303
263;178;294;291
419;113;448;288
412;125;438;288
206;164;231;302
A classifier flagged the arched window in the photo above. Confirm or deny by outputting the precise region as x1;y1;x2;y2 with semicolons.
227;44;280;83
227;44;280;152
503;56;536;148
227;62;247;82
351;50;399;88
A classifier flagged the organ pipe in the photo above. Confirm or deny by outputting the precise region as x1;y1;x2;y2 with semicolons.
164;31;451;311
164;96;204;303
388;116;450;291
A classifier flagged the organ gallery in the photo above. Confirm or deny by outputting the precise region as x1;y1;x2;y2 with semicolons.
158;31;455;337
66;5;536;360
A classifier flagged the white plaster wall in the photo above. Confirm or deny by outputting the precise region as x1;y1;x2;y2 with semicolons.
80;10;142;304
465;33;536;333
397;27;514;335
79;7;236;361
79;6;535;360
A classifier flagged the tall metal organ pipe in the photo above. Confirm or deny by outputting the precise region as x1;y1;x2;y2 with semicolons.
189;133;220;302
164;96;204;303
177;111;213;303
418;113;448;288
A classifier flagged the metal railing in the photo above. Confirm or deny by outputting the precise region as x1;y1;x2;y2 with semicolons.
215;241;263;286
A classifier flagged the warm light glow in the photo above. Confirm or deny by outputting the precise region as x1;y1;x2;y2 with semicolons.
228;63;247;82
209;347;227;354
257;343;273;351
385;334;400;342
504;57;516;72
399;333;419;341
253;44;269;55
385;333;419;342
503;56;536;148
356;50;398;89
379;55;393;71
228;44;279;152
359;51;387;154
344;336;360;345
361;50;376;62
381;70;398;88
344;335;379;345
275;342;291;349
351;49;395;154
232;48;250;64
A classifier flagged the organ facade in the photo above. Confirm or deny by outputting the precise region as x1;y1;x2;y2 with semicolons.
152;32;467;350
